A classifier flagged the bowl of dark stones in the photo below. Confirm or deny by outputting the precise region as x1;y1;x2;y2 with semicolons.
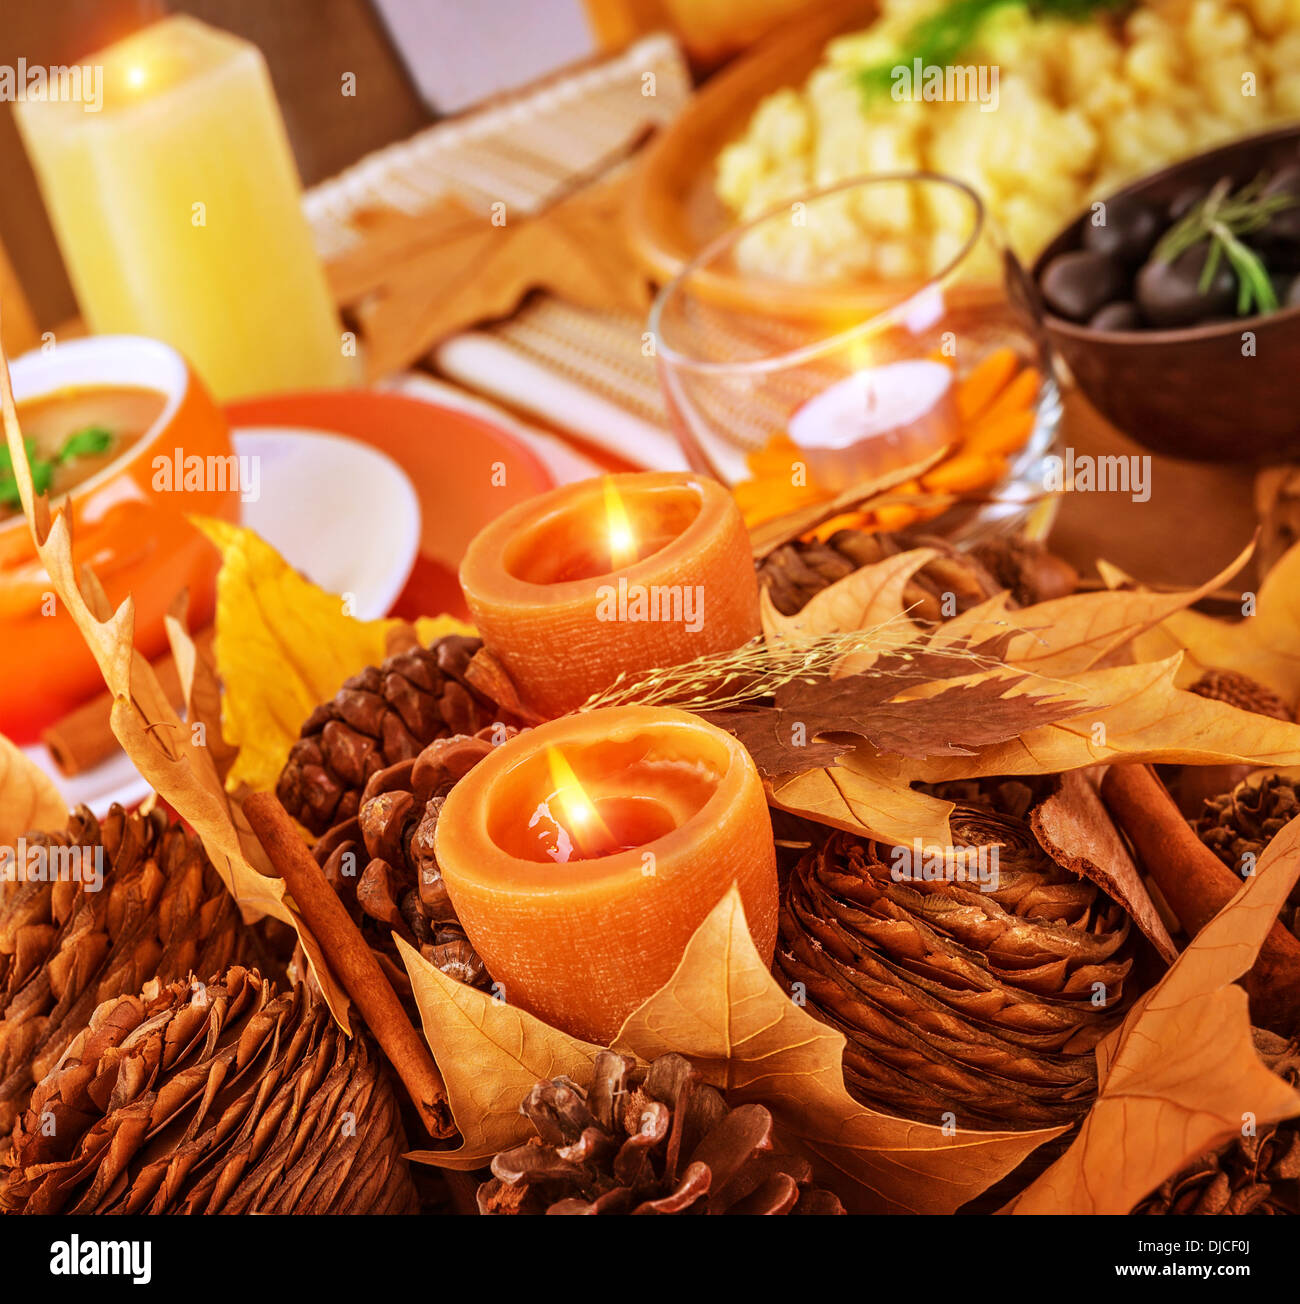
1031;126;1300;462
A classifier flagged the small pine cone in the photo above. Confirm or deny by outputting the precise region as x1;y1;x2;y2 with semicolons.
1197;773;1300;937
1190;669;1294;722
479;1050;845;1214
0;966;420;1215
0;805;255;1147
313;727;514;994
757;529;1003;620
277;635;510;835
776;778;1134;1131
970;536;1079;607
1134;1031;1300;1214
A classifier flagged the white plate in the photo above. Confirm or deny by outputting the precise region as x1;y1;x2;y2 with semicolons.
27;425;421;814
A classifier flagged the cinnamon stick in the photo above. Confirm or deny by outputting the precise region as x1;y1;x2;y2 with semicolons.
243;790;454;1139
1100;763;1300;1034
41;631;212;776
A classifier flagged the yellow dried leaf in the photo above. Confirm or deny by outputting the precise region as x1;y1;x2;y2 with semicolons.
1117;540;1300;703
0;732;67;846
0;351;350;1029
191;517;471;796
395;935;601;1170
613;886;1064;1213
1007;811;1300;1213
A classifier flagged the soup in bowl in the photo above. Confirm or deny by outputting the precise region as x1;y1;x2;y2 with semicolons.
0;336;240;742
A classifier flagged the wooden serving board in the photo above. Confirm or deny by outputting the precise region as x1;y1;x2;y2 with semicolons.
627;0;878;285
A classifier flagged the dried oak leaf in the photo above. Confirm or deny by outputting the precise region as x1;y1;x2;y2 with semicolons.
1005;810;1300;1213
0;731;67;847
1109;539;1300;703
0;353;349;1027
192;516;471;797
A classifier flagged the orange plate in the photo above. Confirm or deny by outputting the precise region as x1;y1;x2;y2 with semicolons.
627;0;878;286
223;390;556;621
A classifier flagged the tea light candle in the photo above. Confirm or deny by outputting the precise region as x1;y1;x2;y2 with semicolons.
459;472;760;718
434;705;778;1043
789;360;957;492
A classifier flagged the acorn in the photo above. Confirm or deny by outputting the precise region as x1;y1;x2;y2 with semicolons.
1088;300;1141;331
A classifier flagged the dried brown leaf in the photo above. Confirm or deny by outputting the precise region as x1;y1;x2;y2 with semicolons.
0;732;67;848
1006;810;1300;1213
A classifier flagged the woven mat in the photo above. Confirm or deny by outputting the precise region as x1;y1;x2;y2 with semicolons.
304;34;688;471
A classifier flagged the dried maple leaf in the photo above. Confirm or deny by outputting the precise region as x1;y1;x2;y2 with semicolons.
1006;809;1300;1213
613;886;1065;1213
192;516;471;797
0;731;67;847
0;354;350;1028
1108;539;1300;703
397;890;1061;1210
772;650;1300;848
705;632;1086;775
395;935;602;1170
331;177;650;380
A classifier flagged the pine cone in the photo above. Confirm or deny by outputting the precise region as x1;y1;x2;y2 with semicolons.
277;635;510;835
312;727;513;998
1190;669;1294;721
479;1050;845;1214
0;805;255;1147
0;966;420;1214
776;778;1134;1130
1198;774;1300;938
758;529;1004;619
1134;1031;1300;1214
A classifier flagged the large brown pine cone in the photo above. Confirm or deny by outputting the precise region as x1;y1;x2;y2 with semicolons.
479;1050;844;1215
0;805;255;1147
312;727;512;999
776;778;1134;1131
1134;1031;1300;1214
756;529;1076;619
277;635;510;835
1198;774;1300;938
0;966;419;1214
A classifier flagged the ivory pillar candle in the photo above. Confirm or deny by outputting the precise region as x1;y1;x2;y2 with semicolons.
458;472;760;717
434;705;777;1043
15;16;353;401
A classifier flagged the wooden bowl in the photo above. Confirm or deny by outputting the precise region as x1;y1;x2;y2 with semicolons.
1031;126;1300;463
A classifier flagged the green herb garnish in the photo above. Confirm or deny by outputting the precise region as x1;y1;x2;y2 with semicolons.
855;0;1132;98
0;425;117;509
1154;174;1295;317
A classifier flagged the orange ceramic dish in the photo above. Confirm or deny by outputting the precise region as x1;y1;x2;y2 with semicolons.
0;336;239;742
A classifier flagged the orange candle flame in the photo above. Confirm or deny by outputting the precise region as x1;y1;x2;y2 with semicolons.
603;478;638;570
546;746;616;859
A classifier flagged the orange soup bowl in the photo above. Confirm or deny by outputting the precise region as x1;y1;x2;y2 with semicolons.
0;336;239;742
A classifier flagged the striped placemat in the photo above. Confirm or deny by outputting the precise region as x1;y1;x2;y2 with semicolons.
303;33;691;469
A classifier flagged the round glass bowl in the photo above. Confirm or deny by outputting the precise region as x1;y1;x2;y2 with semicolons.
650;173;1062;544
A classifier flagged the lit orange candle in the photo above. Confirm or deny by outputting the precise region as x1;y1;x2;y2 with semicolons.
458;472;760;717
435;705;777;1043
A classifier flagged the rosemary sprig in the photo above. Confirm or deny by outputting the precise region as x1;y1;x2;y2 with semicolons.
1153;174;1296;317
855;0;1131;97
